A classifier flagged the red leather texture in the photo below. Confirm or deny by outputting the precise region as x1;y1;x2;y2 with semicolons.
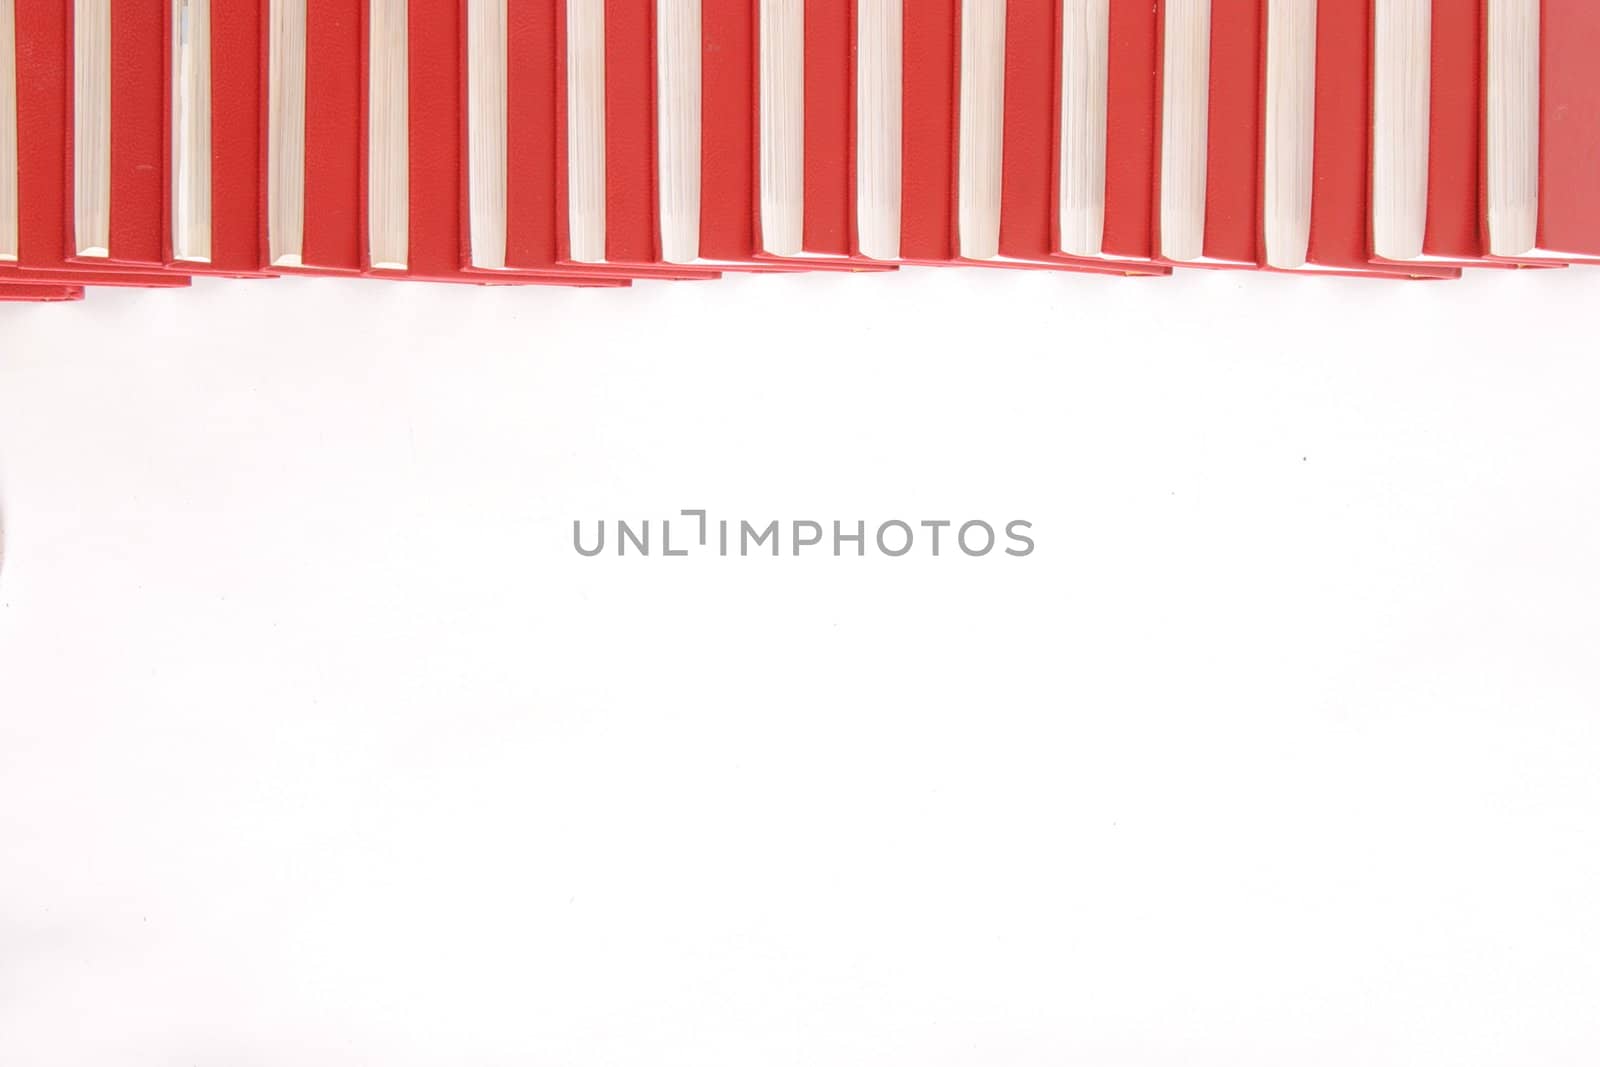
1001;0;1056;262
106;1;165;265
3;4;188;286
803;0;852;256
899;0;957;263
1417;1;1487;264
699;0;766;265
1206;0;1260;267
1532;0;1600;261
502;0;560;270
298;0;362;272
601;0;656;264
1101;0;1158;261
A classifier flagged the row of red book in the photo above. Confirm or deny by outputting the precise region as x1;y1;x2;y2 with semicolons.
0;1;1596;302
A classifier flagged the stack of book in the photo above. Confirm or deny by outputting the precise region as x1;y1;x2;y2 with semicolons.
1;0;1596;302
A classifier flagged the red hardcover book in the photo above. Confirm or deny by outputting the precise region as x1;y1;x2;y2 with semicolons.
359;0;611;286
860;0;1127;275
897;0;961;265
748;0;857;263
1101;0;1160;264
1256;0;1456;278
263;0;616;287
455;0;631;284
4;3;187;287
1150;0;1262;270
160;0;274;276
63;1;167;268
548;0;718;277
1368;1;1559;269
694;0;876;271
1049;0;1163;267
269;0;361;275
1482;0;1600;264
698;0;781;267
492;0;570;275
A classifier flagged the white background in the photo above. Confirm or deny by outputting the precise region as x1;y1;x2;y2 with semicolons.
2;266;1598;1066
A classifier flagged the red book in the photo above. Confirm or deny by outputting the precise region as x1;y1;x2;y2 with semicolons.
4;3;187;287
359;0;604;285
274;0;362;275
1482;0;1600;264
894;0;958;264
549;0;718;277
161;0;274;276
1100;0;1161;264
1368;1;1561;269
1050;0;1162;267
752;0;858;263
696;0;876;271
858;0;1129;275
695;0;775;267
1150;0;1261;269
1256;0;1456;278
63;1;166;268
1002;0;1163;273
458;0;632;284
262;0;615;287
